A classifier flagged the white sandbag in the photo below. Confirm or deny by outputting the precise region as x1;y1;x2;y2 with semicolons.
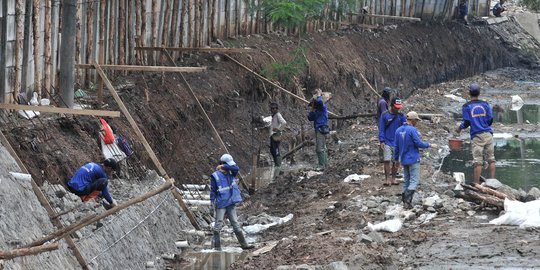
367;219;402;233
343;174;370;183
384;204;403;219
519;215;540;228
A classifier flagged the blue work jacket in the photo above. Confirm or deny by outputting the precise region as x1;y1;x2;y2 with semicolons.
210;164;242;209
394;123;430;165
378;111;407;147
67;162;113;203
459;100;493;139
308;96;329;130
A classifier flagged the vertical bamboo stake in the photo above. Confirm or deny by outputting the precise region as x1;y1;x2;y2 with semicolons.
170;0;179;58
180;0;187;48
187;0;193;47
119;0;125;66
50;0;60;94
127;0;134;64
14;0;24;101
44;0;52;98
162;0;171;49
86;1;94;86
97;0;106;107
209;0;216;43
151;0;158;64
32;0;41;96
224;0;229;38
135;0;142;64
198;0;204;47
109;0;116;66
140;0;147;65
75;0;82;86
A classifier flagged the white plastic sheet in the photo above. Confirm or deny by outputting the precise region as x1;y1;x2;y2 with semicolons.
489;198;540;228
367;219;402;233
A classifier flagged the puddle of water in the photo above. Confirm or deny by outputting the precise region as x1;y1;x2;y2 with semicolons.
441;138;540;191
493;104;540;124
176;251;248;270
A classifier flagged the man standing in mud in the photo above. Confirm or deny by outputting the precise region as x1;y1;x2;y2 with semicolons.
210;154;254;250
270;102;287;174
308;89;329;170
379;98;407;186
455;83;495;184
377;87;392;164
394;111;435;209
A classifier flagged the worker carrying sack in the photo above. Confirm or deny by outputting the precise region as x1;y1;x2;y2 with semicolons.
100;118;115;144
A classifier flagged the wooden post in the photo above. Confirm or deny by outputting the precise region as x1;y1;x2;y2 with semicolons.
93;63;200;230
170;188;201;230
97;40;105;107
118;0;125;66
14;0;24;101
85;0;94;87
0;243;59;260
32;0;41;96
250;154;257;191
0;132;90;269
161;49;250;192
26;179;174;248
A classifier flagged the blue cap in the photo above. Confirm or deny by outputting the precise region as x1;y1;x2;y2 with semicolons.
469;83;481;95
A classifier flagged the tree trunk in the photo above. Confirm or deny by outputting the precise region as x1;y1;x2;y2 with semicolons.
59;0;77;108
32;0;41;96
14;0;24;102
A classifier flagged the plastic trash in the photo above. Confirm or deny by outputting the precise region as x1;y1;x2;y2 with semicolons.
343;174;370;183
511;95;524;111
367;219;402;233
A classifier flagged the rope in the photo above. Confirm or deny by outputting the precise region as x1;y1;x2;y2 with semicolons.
87;191;170;263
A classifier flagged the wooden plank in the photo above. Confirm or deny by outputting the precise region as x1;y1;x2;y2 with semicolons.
350;12;422;21
134;46;252;53
93;63;200;230
0;243;59;260
0;103;121;117
252;241;278;256
76;64;206;73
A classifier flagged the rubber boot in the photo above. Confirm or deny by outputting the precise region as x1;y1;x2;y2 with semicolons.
234;230;254;250
321;151;328;169
275;155;282;167
212;231;221;250
404;190;415;209
401;192;406;205
316;152;324;171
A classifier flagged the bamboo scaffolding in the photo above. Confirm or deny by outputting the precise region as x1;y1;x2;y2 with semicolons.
26;179;174;248
93;62;200;230
32;0;41;95
119;0;126;66
0;132;90;269
161;49;250;192
14;0;24;101
134;47;251;53
0;243;59;260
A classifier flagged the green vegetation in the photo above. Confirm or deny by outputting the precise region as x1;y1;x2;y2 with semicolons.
261;47;308;84
261;0;328;28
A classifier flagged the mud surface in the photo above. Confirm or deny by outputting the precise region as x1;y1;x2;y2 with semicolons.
1;17;540;270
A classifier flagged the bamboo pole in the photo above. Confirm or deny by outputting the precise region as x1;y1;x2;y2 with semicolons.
135;0;142;64
329;113;377;120
210;0;216;42
151;0;158;64
14;0;24;101
93;63;201;229
26;179;174;248
200;0;205;46
170;0;179;54
119;0;126;66
464;190;504;208
0;132;90;269
0;243;59;260
32;0;41;96
0;103;122;117
282;140;314;160
351;12;422;21
162;49;250;191
180;0;187;48
85;0;94;86
224;55;340;117
134;47;251;53
76;64;206;73
224;0;229;38
75;0;82;86
187;0;193;47
193;0;199;47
